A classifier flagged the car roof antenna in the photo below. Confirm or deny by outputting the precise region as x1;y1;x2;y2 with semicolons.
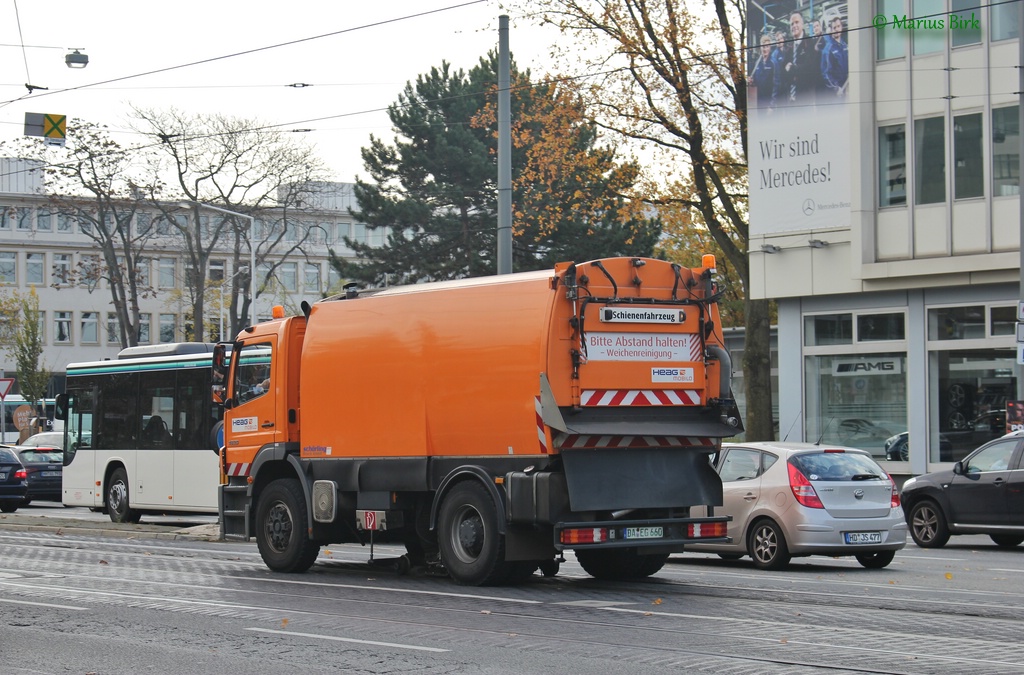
816;417;835;446
781;409;802;442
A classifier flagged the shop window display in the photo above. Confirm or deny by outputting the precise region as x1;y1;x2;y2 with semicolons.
930;349;1016;462
804;354;907;458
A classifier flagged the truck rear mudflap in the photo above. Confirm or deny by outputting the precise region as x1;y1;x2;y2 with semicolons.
555;515;731;551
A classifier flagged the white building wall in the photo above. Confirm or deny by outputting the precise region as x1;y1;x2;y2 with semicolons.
0;182;367;389
749;2;1023;473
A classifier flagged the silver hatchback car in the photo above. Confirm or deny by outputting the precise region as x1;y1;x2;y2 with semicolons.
687;442;907;570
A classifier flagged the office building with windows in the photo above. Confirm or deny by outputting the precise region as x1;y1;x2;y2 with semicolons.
0;162;375;394
746;1;1021;473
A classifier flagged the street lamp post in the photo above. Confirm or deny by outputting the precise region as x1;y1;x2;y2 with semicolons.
181;202;257;329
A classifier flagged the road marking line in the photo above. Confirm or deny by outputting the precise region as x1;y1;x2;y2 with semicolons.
227;575;542;604
0;597;88;611
246;627;448;652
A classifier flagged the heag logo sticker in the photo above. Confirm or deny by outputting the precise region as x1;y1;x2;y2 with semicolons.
652;367;694;383
231;417;258;433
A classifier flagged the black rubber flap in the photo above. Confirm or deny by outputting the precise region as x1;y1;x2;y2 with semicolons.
560;446;723;511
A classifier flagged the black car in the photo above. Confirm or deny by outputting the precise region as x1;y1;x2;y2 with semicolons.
901;433;1024;548
884;431;953;462
943;410;1007;458
0;446;29;513
15;447;63;504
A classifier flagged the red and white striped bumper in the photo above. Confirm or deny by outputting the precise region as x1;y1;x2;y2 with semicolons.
580;389;701;406
554;434;716;449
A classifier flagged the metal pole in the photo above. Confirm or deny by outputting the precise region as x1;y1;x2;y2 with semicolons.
497;14;513;275
1018;1;1024;393
249;219;256;325
183;202;257;328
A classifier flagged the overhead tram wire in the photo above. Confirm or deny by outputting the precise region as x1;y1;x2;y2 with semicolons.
0;0;489;107
1;0;1015;111
1;0;1018;178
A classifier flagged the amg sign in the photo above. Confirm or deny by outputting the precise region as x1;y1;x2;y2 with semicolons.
831;359;903;377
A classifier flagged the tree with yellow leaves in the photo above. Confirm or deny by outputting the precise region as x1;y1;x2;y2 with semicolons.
333;52;661;285
519;0;774;441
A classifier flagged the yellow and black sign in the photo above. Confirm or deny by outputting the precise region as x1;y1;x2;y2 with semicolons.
24;112;66;146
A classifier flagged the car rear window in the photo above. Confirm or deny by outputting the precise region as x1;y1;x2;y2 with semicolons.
790;451;886;481
20;450;63;463
27;434;63;447
0;447;18;463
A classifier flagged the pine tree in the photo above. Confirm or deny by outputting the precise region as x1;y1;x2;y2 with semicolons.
332;53;659;286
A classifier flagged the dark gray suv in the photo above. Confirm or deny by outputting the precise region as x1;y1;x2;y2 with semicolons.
901;433;1024;548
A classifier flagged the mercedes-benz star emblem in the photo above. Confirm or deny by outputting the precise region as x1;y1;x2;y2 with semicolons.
802;199;815;216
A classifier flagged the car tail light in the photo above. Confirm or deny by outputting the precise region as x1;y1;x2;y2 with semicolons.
787;462;824;508
14;468;27;480
887;474;900;508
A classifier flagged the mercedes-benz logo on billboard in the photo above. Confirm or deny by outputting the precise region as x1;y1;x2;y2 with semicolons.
802;198;815;216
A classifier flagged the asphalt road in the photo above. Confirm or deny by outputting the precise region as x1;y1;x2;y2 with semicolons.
2;503;1023;674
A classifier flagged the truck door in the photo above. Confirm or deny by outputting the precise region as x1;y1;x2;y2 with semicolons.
227;340;279;459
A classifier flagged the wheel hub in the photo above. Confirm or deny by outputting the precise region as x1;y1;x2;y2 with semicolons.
457;516;483;558
109;483;127;511
752;527;777;563
265;503;293;552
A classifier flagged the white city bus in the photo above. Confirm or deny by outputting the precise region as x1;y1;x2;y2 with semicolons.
56;343;225;523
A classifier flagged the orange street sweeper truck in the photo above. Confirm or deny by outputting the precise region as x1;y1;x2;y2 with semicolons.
215;255;742;585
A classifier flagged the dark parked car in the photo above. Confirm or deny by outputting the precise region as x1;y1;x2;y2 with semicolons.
15;447;63;504
901;434;1024;548
0;446;29;513
943;410;1007;458
884;431;953;462
7;432;65;504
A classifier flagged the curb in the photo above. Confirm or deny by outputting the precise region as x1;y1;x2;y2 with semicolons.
0;519;222;542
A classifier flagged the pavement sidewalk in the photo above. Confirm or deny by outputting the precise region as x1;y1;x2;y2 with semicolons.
0;512;222;541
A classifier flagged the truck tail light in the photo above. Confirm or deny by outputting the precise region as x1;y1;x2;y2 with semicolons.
788;462;824;509
560;528;609;545
688;521;727;538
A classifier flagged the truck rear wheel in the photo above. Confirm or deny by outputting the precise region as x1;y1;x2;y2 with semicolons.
575;548;669;580
437;481;507;586
256;479;320;573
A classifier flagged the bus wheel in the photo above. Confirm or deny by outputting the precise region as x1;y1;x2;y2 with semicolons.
107;468;141;524
255;479;320;573
438;481;507;586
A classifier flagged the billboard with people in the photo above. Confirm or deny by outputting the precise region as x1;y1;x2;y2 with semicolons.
747;1;850;235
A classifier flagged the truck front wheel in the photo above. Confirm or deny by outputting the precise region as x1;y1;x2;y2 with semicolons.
437;481;507;586
256;479;320;573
